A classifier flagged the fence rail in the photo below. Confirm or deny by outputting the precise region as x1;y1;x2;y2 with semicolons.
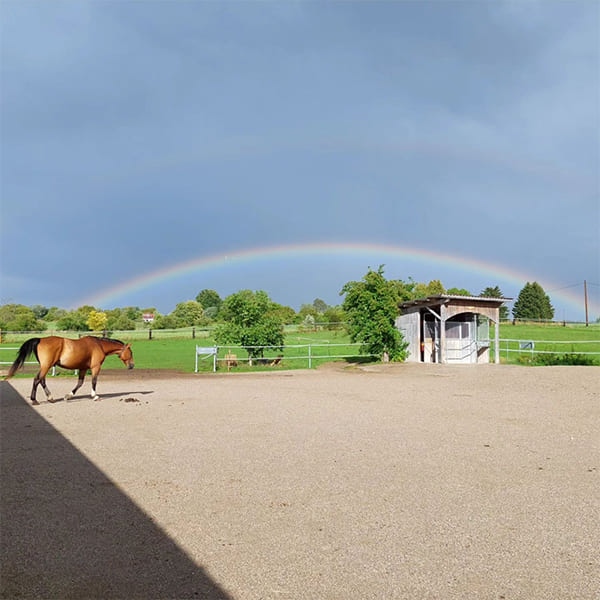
196;343;377;372
0;323;348;343
494;338;600;360
0;347;59;375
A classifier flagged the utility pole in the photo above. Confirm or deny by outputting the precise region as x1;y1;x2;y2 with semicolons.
584;280;589;327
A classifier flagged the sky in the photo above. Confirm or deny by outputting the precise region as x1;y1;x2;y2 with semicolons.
1;0;598;321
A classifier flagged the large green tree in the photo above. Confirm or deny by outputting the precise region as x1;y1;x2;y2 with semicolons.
105;308;137;331
170;301;205;327
196;289;222;312
512;282;554;321
56;306;96;331
341;266;408;362
215;290;284;359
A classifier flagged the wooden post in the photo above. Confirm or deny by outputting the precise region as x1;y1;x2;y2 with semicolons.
494;316;500;364
149;328;152;340
584;280;589;327
440;304;447;364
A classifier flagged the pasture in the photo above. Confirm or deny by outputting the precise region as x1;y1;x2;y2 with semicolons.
1;323;599;376
2;364;598;599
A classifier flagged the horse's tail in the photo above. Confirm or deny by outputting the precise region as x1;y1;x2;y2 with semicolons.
6;338;41;378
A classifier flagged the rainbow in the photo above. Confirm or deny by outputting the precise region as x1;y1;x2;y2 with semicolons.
77;242;593;318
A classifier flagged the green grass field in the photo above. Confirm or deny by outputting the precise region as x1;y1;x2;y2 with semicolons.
1;323;598;375
496;322;600;364
0;328;366;375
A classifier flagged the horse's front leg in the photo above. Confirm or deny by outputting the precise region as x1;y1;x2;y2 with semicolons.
65;370;86;401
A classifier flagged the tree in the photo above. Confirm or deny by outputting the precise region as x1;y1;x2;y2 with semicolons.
322;306;345;330
312;298;328;314
340;266;408;362
481;286;509;320
31;304;49;319
44;307;67;322
215;290;284;360
267;302;296;324
122;306;142;321
0;304;46;332
170;301;205;327
301;314;316;331
413;279;445;299
297;303;319;323
153;314;177;329
512;282;554;321
446;287;471;296
57;306;96;331
87;310;108;332
195;289;222;312
105;308;136;331
390;278;417;302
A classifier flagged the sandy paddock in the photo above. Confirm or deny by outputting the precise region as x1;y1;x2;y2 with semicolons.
1;363;599;600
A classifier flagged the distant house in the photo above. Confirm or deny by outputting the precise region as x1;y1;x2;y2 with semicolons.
142;313;155;323
396;295;511;364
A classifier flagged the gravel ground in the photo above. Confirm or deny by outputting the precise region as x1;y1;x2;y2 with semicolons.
1;363;599;600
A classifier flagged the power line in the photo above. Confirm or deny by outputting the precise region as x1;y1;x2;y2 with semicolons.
546;282;584;293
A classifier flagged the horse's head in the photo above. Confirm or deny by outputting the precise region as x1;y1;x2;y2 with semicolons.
119;343;135;370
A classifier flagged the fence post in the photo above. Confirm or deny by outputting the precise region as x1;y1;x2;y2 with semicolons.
308;344;312;369
192;327;196;339
149;328;152;341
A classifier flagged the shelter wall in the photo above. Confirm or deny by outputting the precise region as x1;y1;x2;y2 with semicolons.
444;300;499;322
396;310;420;362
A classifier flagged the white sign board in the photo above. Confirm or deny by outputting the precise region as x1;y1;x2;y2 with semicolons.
195;346;217;372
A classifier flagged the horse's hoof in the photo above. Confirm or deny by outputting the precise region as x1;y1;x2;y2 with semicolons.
31;400;39;406
64;393;73;402
92;395;100;401
47;397;56;403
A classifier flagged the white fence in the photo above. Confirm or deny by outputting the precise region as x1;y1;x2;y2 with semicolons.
496;339;600;360
195;343;377;372
0;347;59;375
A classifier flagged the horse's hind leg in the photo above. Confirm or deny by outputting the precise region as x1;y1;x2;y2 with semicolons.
30;373;41;405
65;370;85;401
32;366;54;404
39;377;54;402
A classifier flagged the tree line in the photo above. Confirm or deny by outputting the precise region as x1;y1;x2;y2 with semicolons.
0;271;559;363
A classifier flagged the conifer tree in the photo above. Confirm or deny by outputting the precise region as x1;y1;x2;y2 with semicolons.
481;286;509;320
512;282;554;321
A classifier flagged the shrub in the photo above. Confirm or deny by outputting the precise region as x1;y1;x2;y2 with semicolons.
518;353;596;366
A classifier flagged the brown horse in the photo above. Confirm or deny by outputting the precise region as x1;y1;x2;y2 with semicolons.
6;336;134;405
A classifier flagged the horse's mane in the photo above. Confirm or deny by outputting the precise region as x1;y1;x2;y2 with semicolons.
93;336;125;345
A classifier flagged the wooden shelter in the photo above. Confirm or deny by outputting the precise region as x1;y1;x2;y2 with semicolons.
396;295;511;364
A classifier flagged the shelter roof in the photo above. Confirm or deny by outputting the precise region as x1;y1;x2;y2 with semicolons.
399;294;512;310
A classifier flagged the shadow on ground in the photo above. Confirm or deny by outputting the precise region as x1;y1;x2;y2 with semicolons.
0;381;232;600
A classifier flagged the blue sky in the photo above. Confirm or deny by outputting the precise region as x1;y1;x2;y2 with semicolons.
1;1;598;320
